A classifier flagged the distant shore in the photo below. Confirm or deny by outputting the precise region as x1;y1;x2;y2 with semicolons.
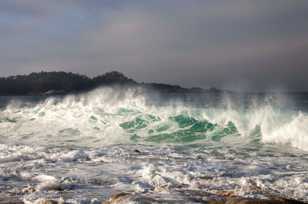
0;71;226;96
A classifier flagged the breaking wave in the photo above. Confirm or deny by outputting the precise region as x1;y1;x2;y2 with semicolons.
0;87;307;151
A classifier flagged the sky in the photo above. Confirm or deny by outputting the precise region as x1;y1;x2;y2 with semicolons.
1;0;308;91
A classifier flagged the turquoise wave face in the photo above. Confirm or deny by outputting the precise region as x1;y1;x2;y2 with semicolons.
120;113;239;143
0;88;307;150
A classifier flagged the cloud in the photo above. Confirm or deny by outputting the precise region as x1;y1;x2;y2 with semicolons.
0;0;308;91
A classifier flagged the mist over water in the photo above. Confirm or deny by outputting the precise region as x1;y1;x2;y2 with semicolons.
1;87;308;203
0;87;307;150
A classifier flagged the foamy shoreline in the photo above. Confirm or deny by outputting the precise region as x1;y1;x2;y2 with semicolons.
1;191;307;204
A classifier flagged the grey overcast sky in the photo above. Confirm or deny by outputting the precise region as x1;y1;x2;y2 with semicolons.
1;0;308;91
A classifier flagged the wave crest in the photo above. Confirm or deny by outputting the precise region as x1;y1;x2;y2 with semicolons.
0;87;307;151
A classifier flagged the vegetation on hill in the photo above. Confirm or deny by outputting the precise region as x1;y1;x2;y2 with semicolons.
0;71;136;95
0;70;224;96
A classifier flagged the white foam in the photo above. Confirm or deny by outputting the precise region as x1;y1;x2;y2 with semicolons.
32;175;59;191
0;87;308;151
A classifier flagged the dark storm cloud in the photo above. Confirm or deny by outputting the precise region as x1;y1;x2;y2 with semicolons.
0;0;308;91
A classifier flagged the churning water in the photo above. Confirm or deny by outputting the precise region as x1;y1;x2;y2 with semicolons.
0;87;308;203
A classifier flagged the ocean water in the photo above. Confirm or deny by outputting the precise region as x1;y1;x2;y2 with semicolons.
0;87;308;203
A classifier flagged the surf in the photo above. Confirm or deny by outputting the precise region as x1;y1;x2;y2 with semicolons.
0;86;307;151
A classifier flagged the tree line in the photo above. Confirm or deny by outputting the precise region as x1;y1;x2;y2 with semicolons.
0;71;136;95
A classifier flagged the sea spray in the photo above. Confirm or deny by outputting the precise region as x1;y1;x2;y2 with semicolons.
0;87;307;151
